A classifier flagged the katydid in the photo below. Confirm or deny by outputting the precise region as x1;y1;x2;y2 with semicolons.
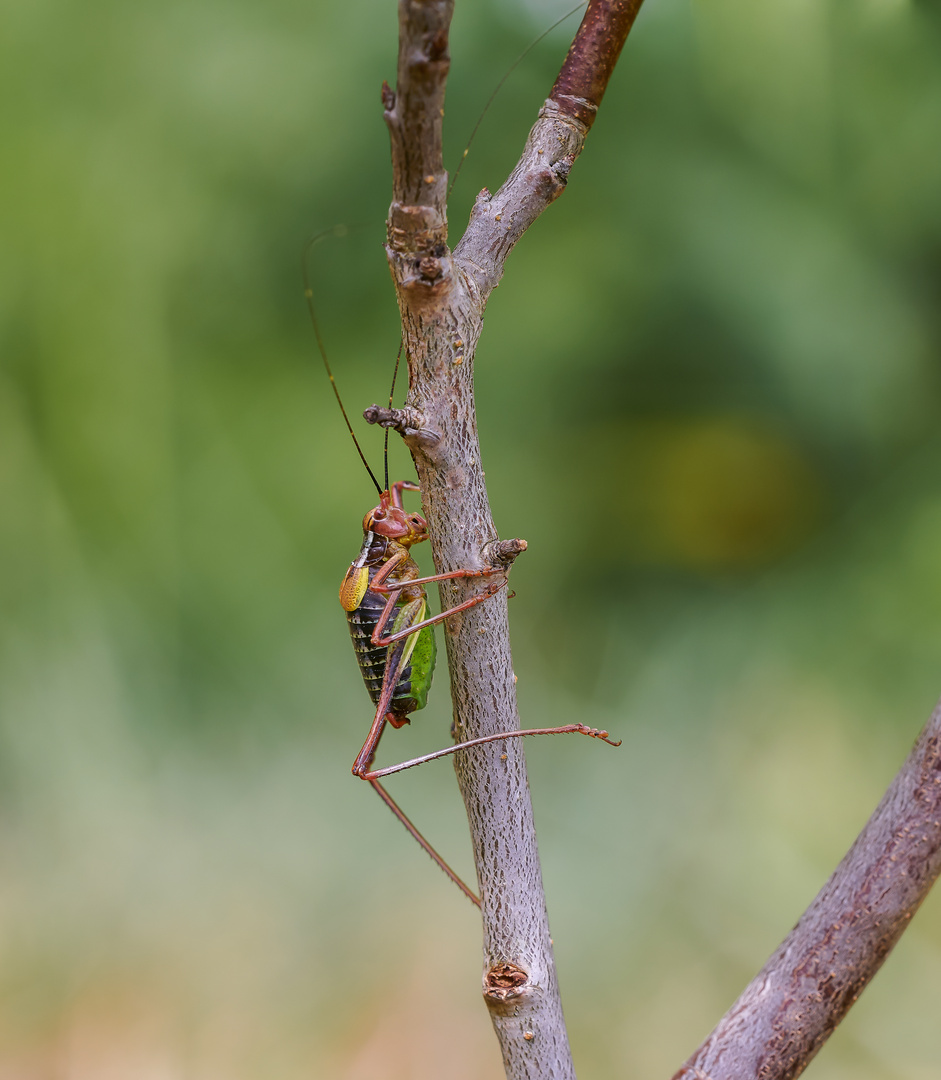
337;477;620;906
304;239;619;907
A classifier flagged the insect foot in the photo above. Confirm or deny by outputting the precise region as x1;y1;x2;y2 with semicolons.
362;404;440;447
573;723;622;748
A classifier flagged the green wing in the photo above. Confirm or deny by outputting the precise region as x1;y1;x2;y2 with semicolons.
386;598;437;713
406;625;436;711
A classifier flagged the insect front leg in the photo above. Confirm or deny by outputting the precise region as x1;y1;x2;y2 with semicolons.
387;480;420;507
370;567;508;647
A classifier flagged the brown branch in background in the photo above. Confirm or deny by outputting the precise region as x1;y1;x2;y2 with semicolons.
674;699;941;1080
380;2;645;1078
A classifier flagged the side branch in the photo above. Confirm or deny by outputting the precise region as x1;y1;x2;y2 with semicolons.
674;699;941;1080
455;0;645;300
551;0;645;128
363;403;440;448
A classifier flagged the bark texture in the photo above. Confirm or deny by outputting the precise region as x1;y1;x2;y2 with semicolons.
378;2;642;1077
674;698;941;1080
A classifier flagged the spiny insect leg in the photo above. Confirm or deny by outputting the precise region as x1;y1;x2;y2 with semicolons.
371;576;508;647
365;724;622;781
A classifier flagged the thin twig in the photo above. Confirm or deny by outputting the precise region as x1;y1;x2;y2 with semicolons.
456;0;645;300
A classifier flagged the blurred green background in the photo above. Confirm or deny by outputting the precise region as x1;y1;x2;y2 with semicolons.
2;0;941;1075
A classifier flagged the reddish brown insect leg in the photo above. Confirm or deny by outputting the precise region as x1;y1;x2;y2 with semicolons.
352;695;481;906
370;564;504;594
367;779;481;908
372;577;508;648
388;480;420;508
352;710;389;778
365;724;622;781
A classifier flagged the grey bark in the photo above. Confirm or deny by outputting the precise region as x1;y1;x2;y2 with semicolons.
376;2;643;1077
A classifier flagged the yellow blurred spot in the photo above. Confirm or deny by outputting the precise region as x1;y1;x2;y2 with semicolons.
632;418;820;570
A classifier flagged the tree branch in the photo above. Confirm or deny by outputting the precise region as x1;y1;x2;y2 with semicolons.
551;0;645;128
456;0;644;300
378;2;644;1078
674;699;941;1080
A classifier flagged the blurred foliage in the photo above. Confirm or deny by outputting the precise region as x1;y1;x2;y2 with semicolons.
2;0;941;1076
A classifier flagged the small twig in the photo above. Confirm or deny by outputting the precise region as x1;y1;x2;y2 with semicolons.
673;698;941;1080
456;0;645;300
551;0;645;128
362;403;440;446
483;537;528;569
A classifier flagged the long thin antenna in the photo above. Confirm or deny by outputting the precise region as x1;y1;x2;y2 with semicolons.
302;225;383;495
384;340;404;495
447;2;587;198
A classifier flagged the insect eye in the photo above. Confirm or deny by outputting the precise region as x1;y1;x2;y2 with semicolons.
410;516;422;526
373;509;386;520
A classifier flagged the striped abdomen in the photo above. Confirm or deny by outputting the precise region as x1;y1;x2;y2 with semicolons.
347;586;408;708
347;582;437;724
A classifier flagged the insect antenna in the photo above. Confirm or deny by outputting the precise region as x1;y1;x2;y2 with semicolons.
447;1;587;198
383;340;404;495
302;225;383;496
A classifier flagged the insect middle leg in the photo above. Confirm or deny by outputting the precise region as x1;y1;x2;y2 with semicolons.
357;580;621;783
368;564;509;649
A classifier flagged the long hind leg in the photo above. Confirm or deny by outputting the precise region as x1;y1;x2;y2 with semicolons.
351;638;481;907
368;776;480;907
360;723;621;782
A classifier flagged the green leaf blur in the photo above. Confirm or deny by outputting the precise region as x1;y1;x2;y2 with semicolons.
2;0;940;1076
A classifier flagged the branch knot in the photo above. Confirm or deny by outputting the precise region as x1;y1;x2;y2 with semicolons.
484;962;531;1005
363;404;440;447
483;537;528;570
